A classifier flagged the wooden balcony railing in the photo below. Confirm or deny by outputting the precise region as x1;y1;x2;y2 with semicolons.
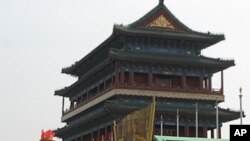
63;83;222;116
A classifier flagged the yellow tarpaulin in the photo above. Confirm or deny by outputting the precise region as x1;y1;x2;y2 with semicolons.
114;97;156;141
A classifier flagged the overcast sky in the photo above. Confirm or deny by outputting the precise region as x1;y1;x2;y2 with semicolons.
0;0;249;141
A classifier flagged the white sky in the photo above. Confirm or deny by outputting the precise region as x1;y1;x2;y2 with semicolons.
0;0;249;141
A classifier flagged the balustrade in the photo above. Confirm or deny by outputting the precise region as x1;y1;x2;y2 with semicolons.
63;72;222;115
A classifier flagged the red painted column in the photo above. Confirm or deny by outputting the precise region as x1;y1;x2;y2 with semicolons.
81;135;83;141
204;78;208;89
115;62;120;86
91;131;94;141
184;126;189;137
148;72;153;87
120;71;124;86
110;129;114;141
97;85;100;93
209;77;212;91
218;127;221;139
97;129;100;141
115;72;120;86
199;77;203;90
70;101;74;109
104;126;107;141
108;132;111;141
98;131;103;141
202;127;207;138
129;72;134;86
111;75;114;86
181;76;186;90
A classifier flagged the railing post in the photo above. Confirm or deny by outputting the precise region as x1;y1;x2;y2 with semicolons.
209;77;212;91
221;71;224;94
211;129;214;138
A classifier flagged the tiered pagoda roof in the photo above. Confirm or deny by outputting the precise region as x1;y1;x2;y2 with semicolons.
56;96;241;138
113;0;224;45
60;0;232;78
109;48;234;73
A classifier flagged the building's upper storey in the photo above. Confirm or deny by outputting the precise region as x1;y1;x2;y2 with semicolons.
60;1;233;78
54;1;235;101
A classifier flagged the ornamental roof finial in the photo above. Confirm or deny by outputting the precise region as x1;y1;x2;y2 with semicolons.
159;0;164;5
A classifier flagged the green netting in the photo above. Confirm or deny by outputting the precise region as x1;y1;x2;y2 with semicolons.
154;135;229;141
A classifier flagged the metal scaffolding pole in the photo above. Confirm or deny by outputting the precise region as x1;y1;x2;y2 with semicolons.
195;102;198;138
176;109;180;137
160;114;163;136
239;87;243;125
216;100;219;139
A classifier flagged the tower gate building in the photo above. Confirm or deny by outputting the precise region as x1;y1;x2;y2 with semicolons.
55;1;241;141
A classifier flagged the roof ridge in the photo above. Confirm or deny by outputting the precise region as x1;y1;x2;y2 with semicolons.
128;1;193;32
